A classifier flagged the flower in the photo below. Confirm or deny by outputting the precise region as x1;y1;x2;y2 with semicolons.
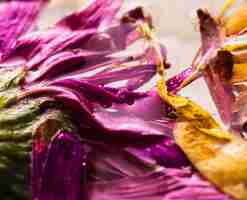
0;0;245;200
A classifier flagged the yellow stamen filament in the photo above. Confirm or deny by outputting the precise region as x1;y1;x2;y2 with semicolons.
138;23;168;98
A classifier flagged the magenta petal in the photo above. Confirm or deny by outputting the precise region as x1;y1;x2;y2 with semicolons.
10;6;146;69
203;52;234;126
87;64;156;89
50;79;129;107
87;168;232;200
150;139;190;168
0;0;47;61
87;91;171;147
10;0;122;69
193;9;223;68
56;0;123;31
196;10;234;125
27;50;110;83
167;67;193;92
93;106;165;141
87;145;157;181
197;9;222;56
112;91;189;168
78;7;149;52
26;29;96;69
34;131;86;200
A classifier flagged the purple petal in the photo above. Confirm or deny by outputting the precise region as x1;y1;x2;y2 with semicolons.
26;29;96;69
86;64;156;89
87;145;157;181
50;81;165;146
50;79;129;107
7;0;122;68
124;137;190;170
35;131;86;200
13;29;61;59
81;45;166;90
56;0;123;31
192;9;223;69
150;139;190;168
26;50;110;83
167;67;193;92
24;81;165;147
196;10;234;125
8;5;148;71
112;91;189;168
197;9;222;56
65;6;150;53
92;105;165;144
0;0;47;61
115;90;172;123
87;168;232;200
82;21;140;53
203;51;234;126
86;90;173;147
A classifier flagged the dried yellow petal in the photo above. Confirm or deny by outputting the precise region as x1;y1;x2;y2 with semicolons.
167;95;232;140
224;43;247;52
150;2;247;199
225;3;247;36
174;121;247;200
231;63;247;83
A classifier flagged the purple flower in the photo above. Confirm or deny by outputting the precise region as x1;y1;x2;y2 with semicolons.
0;0;235;200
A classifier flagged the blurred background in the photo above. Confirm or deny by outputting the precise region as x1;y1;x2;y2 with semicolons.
38;0;227;119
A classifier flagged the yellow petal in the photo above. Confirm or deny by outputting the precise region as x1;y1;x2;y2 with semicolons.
224;43;247;52
225;3;247;36
174;122;247;200
233;50;247;63
163;94;232;140
231;63;247;83
157;54;232;140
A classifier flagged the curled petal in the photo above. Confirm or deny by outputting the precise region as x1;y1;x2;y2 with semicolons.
56;0;123;31
204;51;234;125
0;0;47;61
174;118;247;200
224;2;247;36
92;106;165;146
27;50;110;83
7;0;123;68
195;9;223;67
167;67;193;92
86;64;156;89
196;9;234;125
26;30;96;69
34;131;86;200
150;139;190;168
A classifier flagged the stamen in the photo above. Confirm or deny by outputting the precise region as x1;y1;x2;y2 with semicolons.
138;22;168;100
